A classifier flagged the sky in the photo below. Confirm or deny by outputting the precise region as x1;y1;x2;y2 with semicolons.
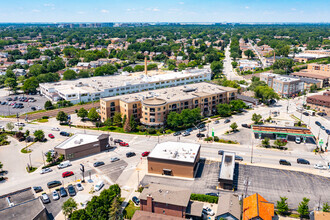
0;0;329;23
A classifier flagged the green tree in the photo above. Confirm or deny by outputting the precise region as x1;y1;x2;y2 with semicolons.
230;100;246;112
22;77;39;93
104;118;113;127
272;58;294;73
244;49;255;59
167;112;182;128
210;61;223;75
63;70;77;80
77;108;88;120
25;130;30;137
34;130;45;141
309;84;317;92
230;122;238;132
216;104;232;117
0;161;3;172
46;152;53;163
78;70;91;78
44;100;54;110
276;197;289;215
123;66;134;73
231;61;238;68
123;117;131;132
113;112;122;127
88;108;100;121
252;113;262;124
297;197;310;218
274;139;287;148
133;65;144;72
262;137;270;147
323;202;330;212
5;78;18;93
129;117;137;131
6;122;14;131
56;111;68;123
62;198;78;219
109;197;122;220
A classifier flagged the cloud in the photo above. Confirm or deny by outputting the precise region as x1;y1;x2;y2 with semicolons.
146;8;160;12
126;8;136;12
291;8;297;11
77;11;85;14
245;6;250;9
44;3;55;7
32;9;40;13
100;9;109;13
179;2;184;4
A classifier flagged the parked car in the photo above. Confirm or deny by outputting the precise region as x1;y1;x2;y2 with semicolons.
199;128;207;132
110;157;120;162
114;139;123;144
218;150;224;155
119;142;129;147
186;128;193;132
142;151;150;157
295;137;301;144
297;158;310;165
235;156;243;161
31;107;36;111
241;124;251;128
203;206;215;216
47;180;62;189
182;131;190;136
196;133;205;138
48;134;55;139
279;159;291;166
68;184;76;196
224;119;231;124
62;171;74;178
76;182;84;191
314;164;327;170
173;131;181;136
315;121;321;126
52;190;60;200
303;112;309;116
320;126;326;130
52;127;60;131
93;161;105;167
33;186;43;193
214;120;220;124
205;192;219;197
40;168;52;174
25;136;34;142
14;122;25;127
59;131;70;136
57;161;71;169
197;124;206;129
59;187;68;197
94;181;104;191
132;196;140;205
126;152;136;158
317;112;327;116
326;129;330;135
41;193;50;204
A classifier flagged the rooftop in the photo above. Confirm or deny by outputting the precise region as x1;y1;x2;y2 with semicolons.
252;125;314;137
186;201;204;217
102;82;237;104
292;71;330;80
55;134;101;150
148;142;200;163
243;193;274;220
132;210;183;220
216;193;241;219
139;183;191;207
219;152;236;181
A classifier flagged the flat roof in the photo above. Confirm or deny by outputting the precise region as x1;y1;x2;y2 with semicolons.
102;82;237;103
148;142;200;163
292;72;330;80
55;134;100;150
219;152;236;181
252;125;314;137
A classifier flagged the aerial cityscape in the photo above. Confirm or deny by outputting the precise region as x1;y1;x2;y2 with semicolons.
0;1;329;220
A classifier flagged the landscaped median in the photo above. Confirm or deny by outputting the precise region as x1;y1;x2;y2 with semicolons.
204;136;239;144
20;142;35;153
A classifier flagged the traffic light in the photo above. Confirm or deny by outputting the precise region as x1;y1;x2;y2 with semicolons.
80;164;84;173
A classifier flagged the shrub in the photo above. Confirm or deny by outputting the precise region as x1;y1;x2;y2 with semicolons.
190;193;218;203
147;128;156;134
138;125;146;132
42;116;49;119
204;137;212;141
213;136;220;142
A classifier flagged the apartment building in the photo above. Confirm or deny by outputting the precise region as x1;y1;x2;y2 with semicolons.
100;82;237;126
307;63;330;72
260;73;304;97
40;69;211;104
307;91;330;114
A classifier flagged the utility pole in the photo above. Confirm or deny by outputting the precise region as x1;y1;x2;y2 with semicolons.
243;177;250;198
137;170;140;190
29;153;32;168
250;139;253;164
41;151;45;166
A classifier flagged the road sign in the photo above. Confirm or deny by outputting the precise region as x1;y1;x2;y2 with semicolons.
212;128;214;137
319;138;324;146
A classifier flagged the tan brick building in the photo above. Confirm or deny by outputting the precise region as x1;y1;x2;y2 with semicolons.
147;142;201;178
100;82;237;127
307;91;330;114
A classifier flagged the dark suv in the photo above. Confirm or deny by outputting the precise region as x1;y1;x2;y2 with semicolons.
297;158;310;165
279;159;291;166
126;152;136;158
47;180;62;189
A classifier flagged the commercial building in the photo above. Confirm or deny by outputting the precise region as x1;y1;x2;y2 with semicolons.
40;69;211;104
147;142;201;178
139;184;203;219
260;73;304;97
54;133;109;160
215;194;241;220
307;91;330;114
237;60;261;72
242;193;274;220
100;82;237;126
0;187;48;220
307;63;330;73
218;152;236;190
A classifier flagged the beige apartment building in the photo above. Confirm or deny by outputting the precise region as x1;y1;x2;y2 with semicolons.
100;82;237;127
307;63;330;72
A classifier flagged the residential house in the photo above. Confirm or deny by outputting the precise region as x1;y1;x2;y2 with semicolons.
76;62;91;70
215;194;241;220
242;193;274;220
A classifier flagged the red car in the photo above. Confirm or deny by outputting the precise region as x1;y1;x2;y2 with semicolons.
142;151;150;157
119;142;129;147
62;171;74;178
48;134;55;139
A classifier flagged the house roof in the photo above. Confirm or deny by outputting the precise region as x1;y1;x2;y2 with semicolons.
243;193;274;220
186;201;204;217
216;194;241;220
314;211;330;220
132;210;183;220
139;184;191;207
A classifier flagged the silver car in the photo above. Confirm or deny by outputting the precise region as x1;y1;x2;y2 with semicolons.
52;191;60;200
110;157;120;162
41;193;50;204
76;182;84;191
40;168;52;174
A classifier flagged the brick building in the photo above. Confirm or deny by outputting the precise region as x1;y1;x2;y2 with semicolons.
147;142;201;178
307;91;330;114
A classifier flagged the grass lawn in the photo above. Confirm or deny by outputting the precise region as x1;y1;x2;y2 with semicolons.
123;201;140;219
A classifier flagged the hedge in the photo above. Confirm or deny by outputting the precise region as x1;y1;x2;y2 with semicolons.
190;193;218;203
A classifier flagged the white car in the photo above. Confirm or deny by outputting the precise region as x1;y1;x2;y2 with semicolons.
52;191;60;200
110;157;120;163
41;193;50;204
0;125;4;130
76;182;84;191
314;164;327;170
94;181;104;191
36;106;42;110
203;206;215;216
51;127;60;131
40;168;53;174
14;122;25;127
295;137;301;144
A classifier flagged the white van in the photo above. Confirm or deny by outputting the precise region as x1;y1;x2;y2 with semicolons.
94;181;104;191
57;161;71;169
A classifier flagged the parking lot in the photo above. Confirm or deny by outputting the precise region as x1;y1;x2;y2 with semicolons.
0;94;48;116
141;160;330;209
95;160;128;183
